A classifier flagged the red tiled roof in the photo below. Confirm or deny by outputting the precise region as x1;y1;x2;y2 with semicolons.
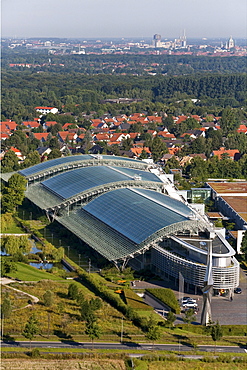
35;106;56;110
22;121;40;128
95;133;110;141
147;116;162;123
130;147;151;156
33;133;50;140
45;121;58;126
212;147;240;160
0;121;17;131
62;123;78;130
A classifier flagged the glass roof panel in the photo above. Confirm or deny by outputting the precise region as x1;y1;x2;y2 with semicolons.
19;154;143;177
41;166;159;200
84;188;190;244
19;155;92;176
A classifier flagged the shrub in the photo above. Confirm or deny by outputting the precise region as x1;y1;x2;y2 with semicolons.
123;289;152;311
146;288;180;314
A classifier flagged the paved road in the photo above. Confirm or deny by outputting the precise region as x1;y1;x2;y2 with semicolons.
1;341;246;353
133;267;247;325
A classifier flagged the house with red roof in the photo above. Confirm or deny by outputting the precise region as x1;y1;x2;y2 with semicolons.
22;121;41;129
237;124;247;134
212;147;240;160
0;121;17;132
130;146;151;158
9;147;24;161
0;133;10;140
35;107;58;115
174;115;188;124
58;131;78;143
147;116;163;124
33;132;50;142
62;123;79;130
43;121;58;130
158;132;176;140
94;133;110;142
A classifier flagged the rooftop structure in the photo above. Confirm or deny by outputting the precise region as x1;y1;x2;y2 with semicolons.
5;155;239;290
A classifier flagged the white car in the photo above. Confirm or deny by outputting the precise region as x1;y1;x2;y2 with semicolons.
182;301;198;308
181;297;197;304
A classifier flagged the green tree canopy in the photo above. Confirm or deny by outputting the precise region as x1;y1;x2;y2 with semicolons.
1;150;19;173
22;314;40;349
1;173;27;213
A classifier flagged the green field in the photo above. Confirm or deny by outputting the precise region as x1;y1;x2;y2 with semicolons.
6;262;66;282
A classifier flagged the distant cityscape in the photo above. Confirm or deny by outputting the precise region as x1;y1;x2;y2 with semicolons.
2;34;247;56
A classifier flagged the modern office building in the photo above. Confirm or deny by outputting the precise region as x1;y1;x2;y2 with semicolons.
4;155;239;292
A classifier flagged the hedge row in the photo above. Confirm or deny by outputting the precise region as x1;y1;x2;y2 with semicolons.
123;289;153;311
177;323;247;336
146;288;180;314
72;264;150;331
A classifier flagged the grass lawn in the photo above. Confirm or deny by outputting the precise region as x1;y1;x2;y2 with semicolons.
2;224;25;234
7;262;66;282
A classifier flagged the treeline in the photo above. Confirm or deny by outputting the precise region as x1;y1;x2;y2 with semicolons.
1;70;247;122
2;52;247;74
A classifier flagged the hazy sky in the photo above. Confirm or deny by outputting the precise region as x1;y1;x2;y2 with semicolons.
1;0;247;39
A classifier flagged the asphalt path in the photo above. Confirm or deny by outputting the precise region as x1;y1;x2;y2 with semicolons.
1;341;246;353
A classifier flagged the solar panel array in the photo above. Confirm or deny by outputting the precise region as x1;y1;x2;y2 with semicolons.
19;154;142;177
41;166;162;200
84;188;190;244
19;155;91;176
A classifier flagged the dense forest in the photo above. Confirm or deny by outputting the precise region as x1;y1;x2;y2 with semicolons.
2;52;247;74
1;70;247;122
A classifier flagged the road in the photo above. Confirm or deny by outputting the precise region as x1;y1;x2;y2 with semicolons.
1;341;246;353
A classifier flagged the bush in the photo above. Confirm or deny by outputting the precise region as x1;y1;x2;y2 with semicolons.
123;289;152;311
146;288;180;314
28;348;41;358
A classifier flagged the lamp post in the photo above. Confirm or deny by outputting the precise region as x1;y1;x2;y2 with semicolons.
67;246;70;258
120;317;124;343
88;258;91;273
30;212;32;221
78;254;81;267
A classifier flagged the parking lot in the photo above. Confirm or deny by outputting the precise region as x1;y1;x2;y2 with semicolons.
133;268;247;325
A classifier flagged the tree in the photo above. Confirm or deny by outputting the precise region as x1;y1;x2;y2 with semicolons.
1;173;27;213
19;235;32;254
240;231;247;259
68;283;79;300
81;301;96;323
21;151;40;168
165;311;176;328
210;320;223;352
1;150;19;173
1;296;12;338
220;107;240;135
150;136;168;162
145;316;161;350
22;314;40;349
146;323;161;345
183;308;196;326
0;259;16;276
85;320;101;349
47;149;61;160
3;236;20;256
43;290;54;307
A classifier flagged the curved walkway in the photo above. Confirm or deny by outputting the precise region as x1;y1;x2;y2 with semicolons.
0;277;39;307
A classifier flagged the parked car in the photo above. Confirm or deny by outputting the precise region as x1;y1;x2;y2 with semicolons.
234;287;242;294
181;297;197;304
182;301;198;309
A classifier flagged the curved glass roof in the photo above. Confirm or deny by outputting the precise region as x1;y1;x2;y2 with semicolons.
41;166;162;200
19;154;143;177
84;188;192;244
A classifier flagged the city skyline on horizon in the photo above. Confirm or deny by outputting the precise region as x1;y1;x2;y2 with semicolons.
2;0;246;40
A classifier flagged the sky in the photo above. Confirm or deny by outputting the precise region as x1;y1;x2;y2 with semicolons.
1;0;247;40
